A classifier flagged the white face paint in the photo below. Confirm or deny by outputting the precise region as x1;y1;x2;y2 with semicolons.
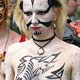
23;0;54;35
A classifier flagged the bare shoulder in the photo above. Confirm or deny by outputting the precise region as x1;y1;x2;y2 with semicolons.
61;40;80;58
6;39;31;56
5;42;26;63
6;43;22;56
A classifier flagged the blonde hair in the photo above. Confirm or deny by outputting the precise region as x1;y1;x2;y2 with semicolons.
54;0;67;39
14;0;67;39
13;0;32;39
7;0;17;26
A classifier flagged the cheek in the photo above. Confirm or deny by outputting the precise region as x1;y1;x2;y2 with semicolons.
38;9;53;22
23;14;31;23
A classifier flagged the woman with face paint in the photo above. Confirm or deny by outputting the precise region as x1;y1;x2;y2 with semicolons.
0;0;27;80
5;0;80;80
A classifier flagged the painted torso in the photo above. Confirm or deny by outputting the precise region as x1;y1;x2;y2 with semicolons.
6;37;77;80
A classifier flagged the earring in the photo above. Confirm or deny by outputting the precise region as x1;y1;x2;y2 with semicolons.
51;20;56;30
53;22;56;30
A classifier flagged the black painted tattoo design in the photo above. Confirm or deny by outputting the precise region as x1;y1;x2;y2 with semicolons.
16;52;65;80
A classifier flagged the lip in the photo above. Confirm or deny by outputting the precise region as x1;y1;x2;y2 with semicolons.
31;27;41;30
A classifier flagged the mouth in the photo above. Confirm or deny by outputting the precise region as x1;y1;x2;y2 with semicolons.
31;27;41;31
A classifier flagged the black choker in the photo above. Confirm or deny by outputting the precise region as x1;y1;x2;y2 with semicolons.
32;33;55;55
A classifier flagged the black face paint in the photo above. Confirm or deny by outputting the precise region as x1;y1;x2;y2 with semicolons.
26;6;52;28
48;0;61;7
38;20;52;27
23;0;60;29
26;21;31;28
31;0;34;6
26;19;52;28
20;0;34;10
20;1;23;10
33;31;42;35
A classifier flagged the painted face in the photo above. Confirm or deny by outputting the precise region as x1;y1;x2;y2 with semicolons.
77;0;80;6
0;0;6;22
23;0;54;35
67;0;79;17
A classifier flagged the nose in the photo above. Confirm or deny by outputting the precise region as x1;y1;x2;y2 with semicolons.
31;12;38;25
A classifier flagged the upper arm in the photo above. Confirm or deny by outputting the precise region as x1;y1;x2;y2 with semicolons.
5;43;22;80
0;71;5;80
71;49;80;80
5;45;15;80
0;62;5;80
5;53;14;80
5;62;14;80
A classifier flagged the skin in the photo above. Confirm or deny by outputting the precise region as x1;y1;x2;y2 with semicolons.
67;0;79;17
0;0;24;80
0;1;6;22
5;0;80;80
77;0;80;5
23;0;54;39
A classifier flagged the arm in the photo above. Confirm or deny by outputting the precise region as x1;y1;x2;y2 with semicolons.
0;71;5;80
72;48;80;80
5;49;14;80
5;61;14;80
5;43;22;80
0;63;5;80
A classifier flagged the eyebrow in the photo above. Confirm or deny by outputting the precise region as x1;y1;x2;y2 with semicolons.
23;6;51;15
41;6;51;14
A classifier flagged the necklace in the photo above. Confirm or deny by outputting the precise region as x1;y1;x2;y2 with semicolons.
32;33;55;55
0;30;9;62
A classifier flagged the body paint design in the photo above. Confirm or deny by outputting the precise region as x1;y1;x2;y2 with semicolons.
27;20;52;28
21;0;54;28
48;0;61;8
31;0;34;5
46;64;65;79
16;52;65;80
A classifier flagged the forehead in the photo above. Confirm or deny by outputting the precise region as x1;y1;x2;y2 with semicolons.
23;0;49;11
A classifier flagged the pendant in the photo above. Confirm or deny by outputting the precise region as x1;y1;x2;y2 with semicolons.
37;48;45;55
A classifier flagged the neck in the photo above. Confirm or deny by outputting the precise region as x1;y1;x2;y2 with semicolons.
32;32;56;55
33;27;55;40
32;32;55;42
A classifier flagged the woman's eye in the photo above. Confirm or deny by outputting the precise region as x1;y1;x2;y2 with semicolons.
24;12;32;16
37;11;45;15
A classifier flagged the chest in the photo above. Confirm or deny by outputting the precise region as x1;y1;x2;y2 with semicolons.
14;48;72;80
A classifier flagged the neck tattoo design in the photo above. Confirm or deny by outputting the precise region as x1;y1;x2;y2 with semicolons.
32;33;55;55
